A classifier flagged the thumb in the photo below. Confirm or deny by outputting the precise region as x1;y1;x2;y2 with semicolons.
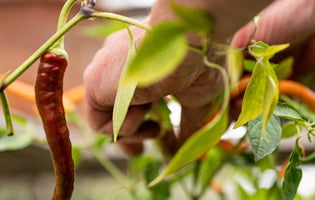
232;0;315;48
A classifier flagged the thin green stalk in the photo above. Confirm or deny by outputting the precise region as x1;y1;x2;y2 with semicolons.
0;14;87;92
192;160;201;197
57;0;79;31
51;0;79;56
0;91;14;136
90;12;152;31
92;149;132;188
188;44;204;54
203;56;230;113
178;178;193;199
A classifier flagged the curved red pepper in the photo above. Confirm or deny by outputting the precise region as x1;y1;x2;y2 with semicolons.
35;52;74;200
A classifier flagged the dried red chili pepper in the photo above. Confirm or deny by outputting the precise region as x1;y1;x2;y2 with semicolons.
35;52;74;200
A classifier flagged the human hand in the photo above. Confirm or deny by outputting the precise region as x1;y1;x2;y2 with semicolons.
83;0;278;156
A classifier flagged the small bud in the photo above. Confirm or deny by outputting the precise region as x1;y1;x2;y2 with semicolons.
80;7;95;15
88;0;96;8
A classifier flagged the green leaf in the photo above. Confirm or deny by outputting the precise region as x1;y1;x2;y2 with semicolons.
125;21;188;86
129;155;153;176
282;139;303;200
150;181;171;200
244;59;256;72
0;128;6;135
227;47;244;85
0;133;32;151
273;102;304;122
170;2;214;34
144;161;171;200
157;98;172;130
257;153;276;171
247;114;282;161
149;108;228;186
145;161;164;184
300;151;315;163
198;147;224;189
237;184;251;200
275;57;294;80
72;146;82;167
113;26;138;142
81;20;126;38
234;60;266;128
93;133;110;150
11;114;27;127
262;59;279;134
281;121;300;139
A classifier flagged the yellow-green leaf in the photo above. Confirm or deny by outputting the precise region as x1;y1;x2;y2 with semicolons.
263;43;290;57
113;27;137;142
281;121;300;139
262;59;279;135
234;61;266;128
125;21;188;86
227;47;244;85
149;108;228;187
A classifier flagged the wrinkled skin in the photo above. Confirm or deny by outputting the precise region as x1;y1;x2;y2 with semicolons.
84;0;315;155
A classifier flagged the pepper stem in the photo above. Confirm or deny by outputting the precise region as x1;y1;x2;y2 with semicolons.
50;0;79;58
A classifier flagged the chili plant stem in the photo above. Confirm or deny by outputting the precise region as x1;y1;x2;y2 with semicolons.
91;149;132;188
0;91;14;136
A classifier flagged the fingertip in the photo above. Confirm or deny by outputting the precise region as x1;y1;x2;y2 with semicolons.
231;23;255;48
118;141;144;157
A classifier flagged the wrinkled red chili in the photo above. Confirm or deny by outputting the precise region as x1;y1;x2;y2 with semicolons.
35;52;74;200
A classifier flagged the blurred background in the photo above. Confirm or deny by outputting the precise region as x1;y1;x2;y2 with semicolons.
1;0;315;199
